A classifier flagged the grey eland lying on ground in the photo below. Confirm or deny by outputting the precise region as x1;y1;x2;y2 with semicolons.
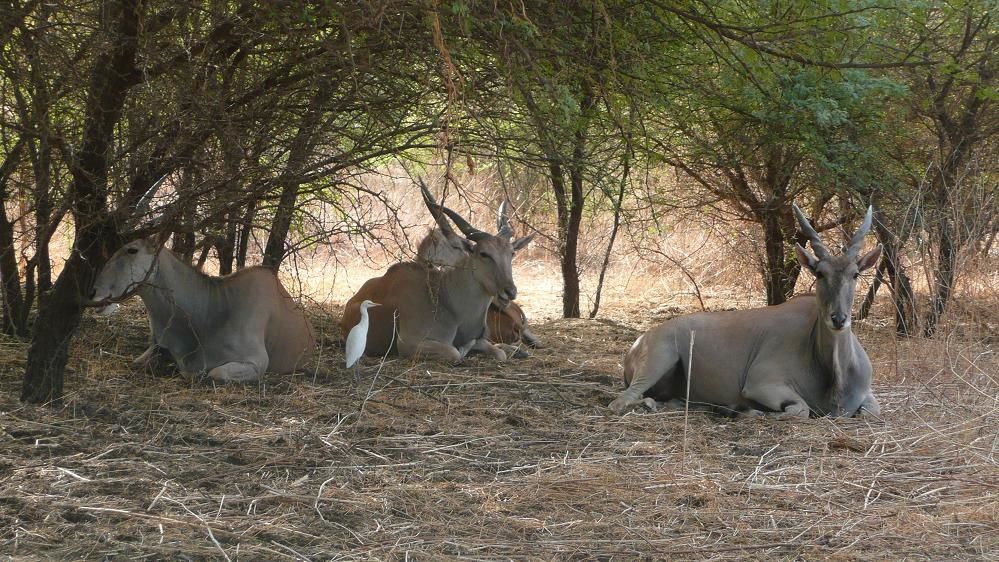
609;203;883;418
415;179;541;349
89;238;315;382
340;192;533;363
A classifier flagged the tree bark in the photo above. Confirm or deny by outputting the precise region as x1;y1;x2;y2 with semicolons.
31;132;54;300
217;210;238;275
550;162;583;318
236;200;256;268
871;215;917;337
924;216;955;337
760;205;800;306
0;138;27;336
216;131;244;275
262;83;328;269
589;148;628;319
22;0;140;404
858;258;887;320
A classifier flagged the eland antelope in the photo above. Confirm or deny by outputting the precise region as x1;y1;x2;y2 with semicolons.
89;238;315;382
415;181;540;348
609;204;883;418
340;198;532;363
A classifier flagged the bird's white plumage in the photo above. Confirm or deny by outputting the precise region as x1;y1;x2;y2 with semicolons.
345;300;379;369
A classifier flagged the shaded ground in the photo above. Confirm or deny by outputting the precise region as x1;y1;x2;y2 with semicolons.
1;300;996;560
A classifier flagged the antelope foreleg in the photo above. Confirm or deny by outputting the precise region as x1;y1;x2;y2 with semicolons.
132;344;159;369
521;328;542;348
741;383;810;419
466;338;508;361
856;392;881;417
206;348;268;383
132;344;176;376
609;335;679;415
406;339;463;363
207;361;265;383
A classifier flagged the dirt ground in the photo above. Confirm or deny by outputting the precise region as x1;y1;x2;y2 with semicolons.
1;261;997;560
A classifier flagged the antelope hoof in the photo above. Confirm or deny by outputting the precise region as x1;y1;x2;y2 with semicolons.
497;343;529;359
778;403;810;420
641;397;659;412
207;362;262;383
609;395;640;415
521;331;542;349
132;346;176;377
855;405;881;419
856;396;881;418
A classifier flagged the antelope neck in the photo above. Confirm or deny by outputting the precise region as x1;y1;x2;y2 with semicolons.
136;250;212;320
812;318;856;394
439;257;493;310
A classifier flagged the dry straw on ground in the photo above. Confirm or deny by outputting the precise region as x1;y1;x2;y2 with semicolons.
1;282;997;560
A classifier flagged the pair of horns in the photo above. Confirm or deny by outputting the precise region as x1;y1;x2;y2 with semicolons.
793;203;873;260
124;173;170;231
418;178;513;240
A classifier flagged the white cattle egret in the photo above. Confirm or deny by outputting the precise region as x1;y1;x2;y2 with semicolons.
345;299;380;380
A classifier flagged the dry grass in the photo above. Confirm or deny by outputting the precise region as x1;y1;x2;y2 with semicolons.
1;264;997;560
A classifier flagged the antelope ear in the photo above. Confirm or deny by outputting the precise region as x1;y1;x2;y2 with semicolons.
512;233;535;252
794;243;818;273
857;244;882;272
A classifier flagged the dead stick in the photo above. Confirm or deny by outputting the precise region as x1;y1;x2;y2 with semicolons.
682;330;695;468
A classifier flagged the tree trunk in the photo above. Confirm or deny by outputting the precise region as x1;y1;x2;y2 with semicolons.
218;211;238;275
0;138;27;336
589;149;628;319
858;258;887;320
236;200;256;268
0;202;26;337
30;124;55;302
21;245;105;403
262;83;327;269
172;222;197;262
760;206;799;306
22;0;139;404
21;256;36;328
924;215;955;337
217;133;243;275
550;163;583;318
195;238;212;269
872;216;917;337
171;163;198;261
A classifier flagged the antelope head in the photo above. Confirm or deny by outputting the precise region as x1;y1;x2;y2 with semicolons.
90;238;161;305
418;178;474;263
793;204;882;332
430;196;534;308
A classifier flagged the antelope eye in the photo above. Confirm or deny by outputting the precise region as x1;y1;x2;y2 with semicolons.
814;271;824;279
127;248;139;255
853;272;860;279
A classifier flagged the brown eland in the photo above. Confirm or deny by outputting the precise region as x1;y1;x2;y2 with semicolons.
89;238;315;382
340;195;533;362
415;180;540;348
609;204;882;418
